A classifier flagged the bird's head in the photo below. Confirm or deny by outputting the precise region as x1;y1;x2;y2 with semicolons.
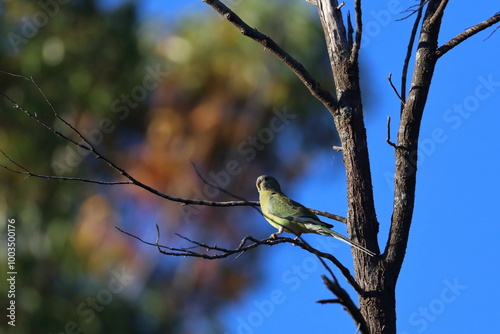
256;175;282;193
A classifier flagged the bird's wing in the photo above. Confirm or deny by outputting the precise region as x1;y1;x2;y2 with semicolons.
267;193;333;228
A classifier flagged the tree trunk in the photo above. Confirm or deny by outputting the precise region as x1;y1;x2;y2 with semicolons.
316;0;448;333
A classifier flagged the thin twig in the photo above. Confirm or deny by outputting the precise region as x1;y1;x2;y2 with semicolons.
387;73;404;105
0;91;93;152
483;25;500;41
190;161;262;210
396;1;429;21
0;157;132;185
155;224;163;253
385;116;401;149
316;298;341;304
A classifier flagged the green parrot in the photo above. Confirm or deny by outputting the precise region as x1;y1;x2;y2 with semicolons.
256;175;375;257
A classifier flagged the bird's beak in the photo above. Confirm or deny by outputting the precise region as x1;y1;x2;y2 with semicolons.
256;178;262;190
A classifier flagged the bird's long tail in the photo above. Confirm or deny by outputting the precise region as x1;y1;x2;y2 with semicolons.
326;229;376;257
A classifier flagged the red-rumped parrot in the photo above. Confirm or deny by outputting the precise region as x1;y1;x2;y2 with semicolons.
256;175;375;256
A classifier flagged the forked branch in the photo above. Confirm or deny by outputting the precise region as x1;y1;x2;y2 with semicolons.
116;224;365;295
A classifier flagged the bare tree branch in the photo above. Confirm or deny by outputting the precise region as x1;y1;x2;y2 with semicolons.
385;116;398;149
396;0;429;21
400;0;425;110
349;0;363;63
386;0;449;269
301;242;364;295
0;150;132;185
190;160;256;204
0;88;92;153
321;275;369;334
428;0;448;27
202;0;338;112
307;237;370;333
119;223;369;329
435;11;500;58
0;83;256;208
317;0;350;70
387;73;404;105
116;225;365;294
117;225;272;259
316;298;340;304
388;5;500;271
347;11;354;48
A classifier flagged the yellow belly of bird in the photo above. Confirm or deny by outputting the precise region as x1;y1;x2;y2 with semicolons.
266;216;309;235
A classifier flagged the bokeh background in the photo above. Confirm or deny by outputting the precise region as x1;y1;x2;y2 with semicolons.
0;1;499;333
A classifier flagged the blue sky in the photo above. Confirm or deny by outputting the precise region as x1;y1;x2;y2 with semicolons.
134;1;500;333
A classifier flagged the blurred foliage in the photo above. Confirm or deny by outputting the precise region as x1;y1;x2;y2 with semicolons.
0;0;336;333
